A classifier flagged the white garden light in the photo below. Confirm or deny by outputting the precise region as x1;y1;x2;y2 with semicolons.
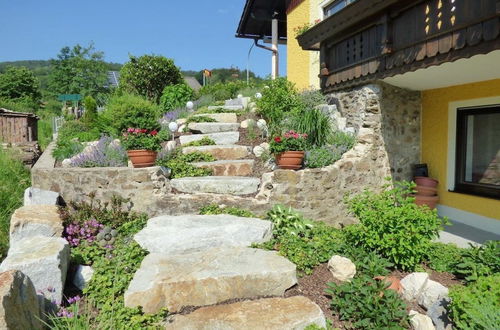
168;122;178;140
186;101;194;110
255;92;262;99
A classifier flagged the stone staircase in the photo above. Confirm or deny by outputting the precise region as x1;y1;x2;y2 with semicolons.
124;214;326;328
174;104;264;196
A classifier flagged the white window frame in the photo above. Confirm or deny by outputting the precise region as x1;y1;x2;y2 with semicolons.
319;0;356;19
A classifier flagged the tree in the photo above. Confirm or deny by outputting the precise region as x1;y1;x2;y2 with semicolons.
160;83;193;111
120;55;182;104
0;66;41;104
48;43;108;100
82;95;98;125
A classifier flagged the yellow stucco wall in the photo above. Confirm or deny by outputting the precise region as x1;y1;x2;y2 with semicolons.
287;0;312;90
421;79;500;220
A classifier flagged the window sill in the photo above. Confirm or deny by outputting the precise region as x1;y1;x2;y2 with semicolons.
448;188;500;201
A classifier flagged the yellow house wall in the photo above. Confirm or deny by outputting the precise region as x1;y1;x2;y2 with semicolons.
421;79;500;220
287;0;312;90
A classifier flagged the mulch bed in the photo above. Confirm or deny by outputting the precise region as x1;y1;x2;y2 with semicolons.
284;263;463;329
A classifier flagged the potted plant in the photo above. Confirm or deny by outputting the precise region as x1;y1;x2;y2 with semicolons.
121;128;166;168
270;130;308;170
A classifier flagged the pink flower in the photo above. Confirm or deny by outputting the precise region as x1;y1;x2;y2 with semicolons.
127;128;134;133
274;137;282;143
151;130;158;136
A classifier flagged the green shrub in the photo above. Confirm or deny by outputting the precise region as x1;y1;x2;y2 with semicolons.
298;89;327;110
156;150;214;179
198;81;246;101
52;140;84;161
82;95;98;125
342;246;393;278
330;130;356;152
256;78;302;135
102;93;162;132
327;275;410;329
160;83;193;111
449;275;500;330
52;120;100;161
305;147;340;168
346;181;448;270
37;117;53;150
199;204;256;218
425;242;464;273
289;108;333;147
454;241;500;282
0;149;30;260
182;137;216;147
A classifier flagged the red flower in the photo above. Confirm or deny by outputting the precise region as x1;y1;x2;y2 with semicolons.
141;129;148;133
151;130;158;136
274;137;282;143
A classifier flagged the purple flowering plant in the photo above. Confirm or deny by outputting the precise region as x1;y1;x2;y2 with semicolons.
64;218;104;247
70;135;127;168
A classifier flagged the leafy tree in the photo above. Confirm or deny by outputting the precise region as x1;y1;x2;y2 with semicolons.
160;83;193;111
0;66;41;104
82;95;98;125
48;43;108;100
119;55;182;103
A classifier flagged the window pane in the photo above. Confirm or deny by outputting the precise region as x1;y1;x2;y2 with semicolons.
324;1;346;17
464;112;500;186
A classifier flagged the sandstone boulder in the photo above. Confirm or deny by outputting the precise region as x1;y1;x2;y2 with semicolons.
0;236;70;304
124;247;297;313
0;270;42;330
134;214;272;254
9;205;63;245
164;296;326;330
328;255;356;282
240;119;256;129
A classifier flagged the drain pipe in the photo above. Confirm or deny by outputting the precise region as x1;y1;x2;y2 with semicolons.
253;38;279;79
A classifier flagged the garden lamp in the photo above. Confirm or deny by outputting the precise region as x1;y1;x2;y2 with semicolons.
168;122;178;141
186;101;194;111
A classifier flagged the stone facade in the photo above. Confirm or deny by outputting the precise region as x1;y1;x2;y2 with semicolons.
32;83;420;226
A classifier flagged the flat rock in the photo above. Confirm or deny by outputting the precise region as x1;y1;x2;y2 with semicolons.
0;270;42;330
134;214;272;254
182;145;250;160
401;272;429;302
188;122;240;133
0;236;70;304
124;247;297;313
192;113;238;123
24;187;61;206
417;280;449;310
192;159;254;176
170;176;260;195
164;296;326;330
208;105;243;111
410;310;436;330
328;255;356;282
179;132;239;145
10;205;63;245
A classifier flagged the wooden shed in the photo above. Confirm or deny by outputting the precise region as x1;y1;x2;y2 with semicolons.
0;108;39;144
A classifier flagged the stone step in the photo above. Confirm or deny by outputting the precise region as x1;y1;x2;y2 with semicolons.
192;113;237;123
170;176;260;195
192;159;254;176
164;296;326;329
179;132;239;146
124;247;297;313
188;122;240;134
225;96;250;108
182;145;251;160
208;105;244;111
134;214;272;254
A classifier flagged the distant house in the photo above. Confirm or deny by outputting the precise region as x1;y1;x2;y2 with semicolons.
184;76;202;91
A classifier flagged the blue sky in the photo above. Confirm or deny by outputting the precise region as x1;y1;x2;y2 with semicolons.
0;0;287;77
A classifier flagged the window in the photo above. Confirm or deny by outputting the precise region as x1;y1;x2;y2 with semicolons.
455;105;500;199
323;0;357;18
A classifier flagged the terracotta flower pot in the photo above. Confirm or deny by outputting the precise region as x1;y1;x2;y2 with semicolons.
127;150;157;168
275;151;305;170
414;194;439;210
415;185;437;196
414;176;438;188
374;276;403;296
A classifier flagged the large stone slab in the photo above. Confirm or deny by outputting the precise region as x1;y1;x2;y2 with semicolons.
9;205;63;245
134;214;272;254
0;236;70;304
192;159;254;176
192;113;238;123
0;270;42;330
188;122;240;133
179;132;240;145
182;145;250;160
24;187;61;206
124;248;297;313
208;105;243;111
170;176;260;195
164;296;326;329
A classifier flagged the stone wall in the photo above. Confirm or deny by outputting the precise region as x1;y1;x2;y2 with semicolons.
32;83;421;226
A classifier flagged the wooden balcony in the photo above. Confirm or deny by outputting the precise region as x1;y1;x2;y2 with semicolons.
297;0;500;92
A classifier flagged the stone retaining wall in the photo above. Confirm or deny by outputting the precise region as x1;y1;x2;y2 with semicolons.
32;83;421;226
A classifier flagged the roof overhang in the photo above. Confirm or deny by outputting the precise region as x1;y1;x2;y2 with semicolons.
236;0;288;42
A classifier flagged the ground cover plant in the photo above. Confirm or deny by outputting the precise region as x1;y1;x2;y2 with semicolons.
0;149;31;260
199;203;256;218
156;149;214;179
182;136;216;147
51;196;167;329
453;240;500;282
